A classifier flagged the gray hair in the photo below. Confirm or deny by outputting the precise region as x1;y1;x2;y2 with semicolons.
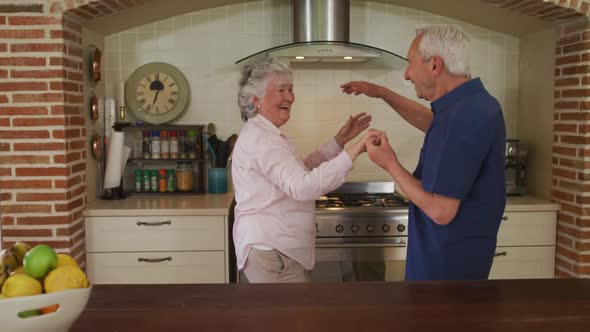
416;24;470;77
237;56;293;122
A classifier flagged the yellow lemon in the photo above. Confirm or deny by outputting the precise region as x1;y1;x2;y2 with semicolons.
43;266;88;293
1;274;42;298
57;253;79;268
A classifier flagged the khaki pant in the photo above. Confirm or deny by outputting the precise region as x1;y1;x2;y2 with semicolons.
240;248;311;283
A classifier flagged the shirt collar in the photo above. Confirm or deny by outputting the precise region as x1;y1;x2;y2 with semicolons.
251;114;285;137
430;77;483;114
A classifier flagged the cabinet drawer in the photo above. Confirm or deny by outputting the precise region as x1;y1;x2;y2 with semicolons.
496;211;556;246
489;246;555;279
85;215;224;252
87;251;225;284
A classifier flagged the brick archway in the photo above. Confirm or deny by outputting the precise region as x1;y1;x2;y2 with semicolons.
1;0;589;274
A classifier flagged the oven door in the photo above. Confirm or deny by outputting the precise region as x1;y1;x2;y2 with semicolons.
311;237;406;282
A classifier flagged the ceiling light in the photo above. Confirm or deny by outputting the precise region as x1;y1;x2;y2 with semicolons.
295;56;305;60
344;56;353;60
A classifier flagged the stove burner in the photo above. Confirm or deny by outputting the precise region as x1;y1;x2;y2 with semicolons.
316;193;408;208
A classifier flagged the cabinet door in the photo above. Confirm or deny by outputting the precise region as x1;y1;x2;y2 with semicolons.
87;251;226;284
489;246;555;279
85;215;224;252
497;211;556;246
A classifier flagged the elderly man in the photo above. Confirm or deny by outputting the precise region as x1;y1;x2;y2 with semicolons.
341;24;506;281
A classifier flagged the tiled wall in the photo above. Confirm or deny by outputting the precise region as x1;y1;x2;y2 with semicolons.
104;0;519;181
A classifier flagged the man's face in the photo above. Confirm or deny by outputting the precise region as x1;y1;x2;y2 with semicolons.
404;36;435;101
258;74;294;128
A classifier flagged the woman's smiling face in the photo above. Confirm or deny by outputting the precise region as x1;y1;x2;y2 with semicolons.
256;73;294;128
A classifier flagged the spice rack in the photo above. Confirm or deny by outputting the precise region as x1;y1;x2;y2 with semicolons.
119;124;206;195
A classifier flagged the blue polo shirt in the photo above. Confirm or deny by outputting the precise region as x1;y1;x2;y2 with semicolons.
405;78;506;281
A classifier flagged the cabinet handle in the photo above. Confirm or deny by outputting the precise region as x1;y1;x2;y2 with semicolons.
136;220;171;226
501;216;508;221
494;251;507;257
137;256;172;263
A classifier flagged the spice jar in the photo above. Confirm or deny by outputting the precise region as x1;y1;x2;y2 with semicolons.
158;168;167;193
176;161;194;192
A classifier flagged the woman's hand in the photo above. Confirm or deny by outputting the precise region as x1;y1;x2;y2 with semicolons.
335;112;372;147
345;129;381;160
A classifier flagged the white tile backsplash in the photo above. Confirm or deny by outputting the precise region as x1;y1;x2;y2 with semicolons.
106;0;519;181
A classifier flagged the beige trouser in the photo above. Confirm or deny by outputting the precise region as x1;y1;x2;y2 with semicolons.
240;248;311;283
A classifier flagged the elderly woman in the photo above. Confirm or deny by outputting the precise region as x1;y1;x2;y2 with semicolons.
232;56;373;283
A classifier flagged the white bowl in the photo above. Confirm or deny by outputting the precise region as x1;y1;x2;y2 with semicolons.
0;286;92;332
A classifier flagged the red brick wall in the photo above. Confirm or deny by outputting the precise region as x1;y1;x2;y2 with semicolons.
553;18;590;277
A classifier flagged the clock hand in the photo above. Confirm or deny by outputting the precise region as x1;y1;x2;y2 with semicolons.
152;90;160;105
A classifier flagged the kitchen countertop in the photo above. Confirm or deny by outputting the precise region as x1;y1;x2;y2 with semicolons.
70;279;590;332
84;192;558;216
83;193;234;216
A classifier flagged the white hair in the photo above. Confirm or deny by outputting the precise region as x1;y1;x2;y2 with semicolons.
237;56;292;122
416;24;470;77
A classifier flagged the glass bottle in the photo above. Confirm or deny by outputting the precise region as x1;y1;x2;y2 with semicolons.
134;169;142;193
187;130;197;159
158;168;167;193
133;130;143;159
142;130;151;159
160;130;170;159
166;169;176;192
176;161;194;192
151;130;161;160
150;169;158;193
179;130;187;159
169;130;179;159
142;169;150;192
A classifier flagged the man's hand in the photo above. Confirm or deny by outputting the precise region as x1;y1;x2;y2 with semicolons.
334;112;372;147
340;81;384;98
365;131;397;172
345;129;381;160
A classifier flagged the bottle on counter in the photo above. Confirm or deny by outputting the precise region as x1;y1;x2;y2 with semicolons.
160;130;170;159
134;169;142;193
179;130;187;159
151;130;161;159
142;130;151;159
176;161;194;192
142;169;151;192
150;169;158;193
158;168;167;193
166;169;176;192
169;130;179;159
187;130;197;159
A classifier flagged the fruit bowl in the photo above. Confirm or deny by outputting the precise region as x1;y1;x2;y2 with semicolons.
0;285;92;332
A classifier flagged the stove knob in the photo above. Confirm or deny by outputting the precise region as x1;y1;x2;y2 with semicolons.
351;224;359;233
382;224;391;233
336;224;344;233
397;224;406;233
367;224;375;232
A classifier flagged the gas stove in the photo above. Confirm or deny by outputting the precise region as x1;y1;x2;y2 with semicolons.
315;182;409;238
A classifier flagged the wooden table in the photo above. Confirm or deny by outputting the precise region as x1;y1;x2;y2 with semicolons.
70;279;590;332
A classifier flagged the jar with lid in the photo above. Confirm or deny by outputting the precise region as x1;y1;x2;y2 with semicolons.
134;169;142;193
151;130;161;159
169;130;179;159
150;169;158;192
160;130;170;159
176;161;194;192
142;169;151;192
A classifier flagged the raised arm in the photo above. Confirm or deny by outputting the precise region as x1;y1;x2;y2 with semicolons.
341;81;433;133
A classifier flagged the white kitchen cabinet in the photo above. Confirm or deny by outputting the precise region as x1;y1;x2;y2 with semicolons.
490;210;557;279
85;215;229;284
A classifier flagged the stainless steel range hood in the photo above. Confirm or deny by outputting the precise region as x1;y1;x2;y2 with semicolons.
235;0;407;69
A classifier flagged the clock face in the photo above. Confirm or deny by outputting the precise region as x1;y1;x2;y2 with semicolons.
135;72;180;115
125;62;190;124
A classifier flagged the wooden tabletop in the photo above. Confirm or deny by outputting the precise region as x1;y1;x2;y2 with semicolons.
70;278;590;332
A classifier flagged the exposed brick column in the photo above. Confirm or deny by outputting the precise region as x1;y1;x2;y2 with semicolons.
553;17;590;278
0;3;86;264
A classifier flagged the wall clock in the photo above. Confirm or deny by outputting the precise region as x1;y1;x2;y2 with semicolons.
125;62;190;124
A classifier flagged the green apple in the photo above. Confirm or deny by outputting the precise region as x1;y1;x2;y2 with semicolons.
23;245;58;279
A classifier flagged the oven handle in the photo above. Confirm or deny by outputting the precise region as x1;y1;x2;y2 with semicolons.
315;242;406;249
